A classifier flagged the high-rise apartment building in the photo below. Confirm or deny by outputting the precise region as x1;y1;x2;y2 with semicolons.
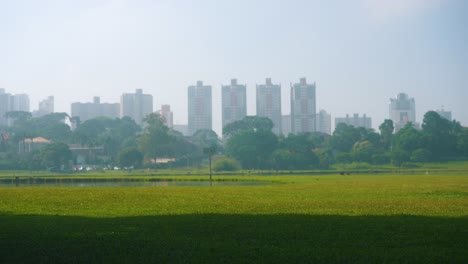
291;78;316;134
33;96;54;117
71;96;120;123
188;81;212;135
389;93;418;132
10;94;30;112
0;89;30;127
316;109;332;135
256;78;282;134
222;79;247;131
173;124;189;136
436;108;452;121
335;113;372;129
120;89;153;126
282;115;292;135
159;104;173;128
0;89;10;127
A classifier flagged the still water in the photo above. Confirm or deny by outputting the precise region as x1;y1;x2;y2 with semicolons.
0;178;270;187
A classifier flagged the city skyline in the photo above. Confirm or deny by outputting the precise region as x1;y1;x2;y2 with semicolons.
1;0;467;134
0;85;458;136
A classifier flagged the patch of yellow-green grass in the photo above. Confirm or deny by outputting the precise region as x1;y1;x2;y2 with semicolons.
0;174;467;263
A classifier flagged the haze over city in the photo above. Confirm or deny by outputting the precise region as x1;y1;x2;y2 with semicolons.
1;0;467;134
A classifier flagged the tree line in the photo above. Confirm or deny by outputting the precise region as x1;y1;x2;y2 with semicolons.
0;110;467;171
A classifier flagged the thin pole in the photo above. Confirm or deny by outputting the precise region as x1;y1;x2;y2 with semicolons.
209;154;212;186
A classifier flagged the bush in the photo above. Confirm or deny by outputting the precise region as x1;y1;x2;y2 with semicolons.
212;156;241;172
411;148;432;163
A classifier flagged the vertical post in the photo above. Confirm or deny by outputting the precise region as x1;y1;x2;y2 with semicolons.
209;154;212;186
203;146;216;187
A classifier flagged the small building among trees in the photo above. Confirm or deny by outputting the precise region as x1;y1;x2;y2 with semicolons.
18;137;51;154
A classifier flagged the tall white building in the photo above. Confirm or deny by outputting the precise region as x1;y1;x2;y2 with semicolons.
222;79;247;131
0;89;30;127
10;94;30;112
71;96;120;123
282;115;291;135
33;96;54;117
436;108;452;121
390;93;418;132
173;124;189;136
0;89;10;127
316;109;332;135
159;104;173;128
120;89;153;126
291;78;316;134
335;113;372;129
256;78;282;134
188;81;212;135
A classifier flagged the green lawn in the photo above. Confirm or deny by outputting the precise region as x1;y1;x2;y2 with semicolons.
0;174;467;263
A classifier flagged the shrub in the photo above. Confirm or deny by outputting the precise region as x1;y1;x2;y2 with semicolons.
212;156;241;172
411;148;432;163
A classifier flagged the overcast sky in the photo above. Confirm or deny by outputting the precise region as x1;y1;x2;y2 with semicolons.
1;0;467;134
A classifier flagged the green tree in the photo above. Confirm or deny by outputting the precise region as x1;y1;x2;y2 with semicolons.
40;142;72;170
72;116;140;162
410;148;432;163
224;116;278;169
274;133;319;169
223;116;274;137
138;113;171;162
32;113;71;142
271;149;293;170
391;150;410;167
421;111;457;160
351;140;376;163
137;114;197;166
330;123;361;153
456;128;468;157
393;123;423;154
315;148;334;169
118;147;143;168
225;129;278;169
379;119;394;151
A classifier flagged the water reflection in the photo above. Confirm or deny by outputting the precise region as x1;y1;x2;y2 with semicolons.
0;179;270;188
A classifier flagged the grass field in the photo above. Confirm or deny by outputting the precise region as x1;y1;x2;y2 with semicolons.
0;174;467;263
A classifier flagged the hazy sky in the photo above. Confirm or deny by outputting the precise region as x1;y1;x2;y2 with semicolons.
1;0;467;134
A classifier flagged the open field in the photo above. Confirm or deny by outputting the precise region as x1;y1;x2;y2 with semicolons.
0;174;467;263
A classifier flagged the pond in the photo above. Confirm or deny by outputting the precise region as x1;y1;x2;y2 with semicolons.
0;178;271;188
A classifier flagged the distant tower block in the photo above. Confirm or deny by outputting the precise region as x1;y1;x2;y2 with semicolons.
291;77;316;134
188;81;212;135
256;78;282;134
389;93;418;132
222;78;247;133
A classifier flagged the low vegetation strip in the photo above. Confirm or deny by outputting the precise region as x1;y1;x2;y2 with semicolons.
0;174;467;263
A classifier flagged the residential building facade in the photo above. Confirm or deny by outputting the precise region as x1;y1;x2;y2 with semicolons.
0;89;10;127
0;89;30;127
291;78;316;134
33;96;54;117
120;89;153;126
282;115;291;135
71;96;120;123
159;104;174;128
316;109;332;135
389;93;418;132
256;78;282;134
188;81;212;135
222;79;247;132
335;113;372;129
436;109;452;121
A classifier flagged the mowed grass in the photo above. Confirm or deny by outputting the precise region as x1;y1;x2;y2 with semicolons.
0;174;467;263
